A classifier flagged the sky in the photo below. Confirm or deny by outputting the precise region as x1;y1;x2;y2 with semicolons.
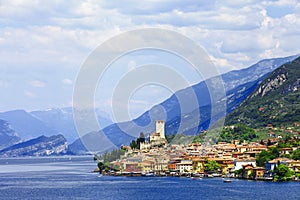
0;0;300;121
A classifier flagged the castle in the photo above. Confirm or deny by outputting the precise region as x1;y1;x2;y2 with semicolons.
140;120;167;150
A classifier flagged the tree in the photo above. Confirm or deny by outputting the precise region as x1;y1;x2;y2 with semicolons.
204;160;220;173
130;140;137;149
256;150;272;167
98;162;104;174
291;149;300;160
136;132;145;149
273;163;294;181
130;132;146;149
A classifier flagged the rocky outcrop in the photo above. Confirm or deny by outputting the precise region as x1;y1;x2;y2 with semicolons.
0;134;68;157
253;73;287;97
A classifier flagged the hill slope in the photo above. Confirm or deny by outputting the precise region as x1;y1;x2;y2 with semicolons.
226;56;300;127
0;120;21;150
70;55;298;153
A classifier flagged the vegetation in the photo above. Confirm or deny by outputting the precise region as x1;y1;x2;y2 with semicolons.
204;160;220;173
97;162;108;174
225;57;300;128
256;148;279;167
273;162;294;182
100;149;126;163
256;142;300;167
291;149;300;160
129;132;145;149
166;134;195;145
191;124;258;144
234;169;243;177
219;124;257;143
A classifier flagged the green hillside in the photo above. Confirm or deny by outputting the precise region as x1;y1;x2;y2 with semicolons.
225;56;300;128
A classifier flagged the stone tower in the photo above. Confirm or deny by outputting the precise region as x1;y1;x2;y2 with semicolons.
155;120;165;139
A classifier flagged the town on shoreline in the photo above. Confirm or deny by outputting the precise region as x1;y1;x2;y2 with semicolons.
95;120;300;182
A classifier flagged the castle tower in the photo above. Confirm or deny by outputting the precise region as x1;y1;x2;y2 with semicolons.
155;120;165;139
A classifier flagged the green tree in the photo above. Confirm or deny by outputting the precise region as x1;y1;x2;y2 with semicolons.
291;149;300;160
136;132;145;149
204;160;220;173
219;124;257;143
98;162;104;174
234;169;243;177
273;163;294;181
130;132;146;149
130;140;137;149
256;150;272;167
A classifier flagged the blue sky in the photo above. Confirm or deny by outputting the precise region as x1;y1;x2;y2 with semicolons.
0;0;300;121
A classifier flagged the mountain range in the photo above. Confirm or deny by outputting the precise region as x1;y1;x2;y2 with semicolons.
225;56;300;127
0;107;113;143
0;54;298;156
70;55;298;154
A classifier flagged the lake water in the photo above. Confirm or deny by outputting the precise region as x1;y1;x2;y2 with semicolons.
0;156;299;200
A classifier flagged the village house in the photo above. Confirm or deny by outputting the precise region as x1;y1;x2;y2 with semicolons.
289;160;300;173
280;147;293;155
208;157;234;174
242;164;255;179
167;161;178;171
177;160;193;173
242;164;265;179
233;158;256;171
265;157;296;176
191;157;205;173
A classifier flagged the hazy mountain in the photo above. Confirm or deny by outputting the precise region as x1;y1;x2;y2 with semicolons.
225;56;300;127
30;107;113;143
0;134;68;157
0;119;21;150
70;55;298;153
0;107;113;144
0;110;58;140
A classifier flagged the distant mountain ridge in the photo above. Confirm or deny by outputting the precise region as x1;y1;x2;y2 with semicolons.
70;55;298;154
0;134;68;157
225;56;300;127
0;119;21;150
0;107;113;142
0;110;58;140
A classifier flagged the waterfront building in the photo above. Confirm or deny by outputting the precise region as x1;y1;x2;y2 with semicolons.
177;160;193;173
233;158;256;171
265;157;296;173
191;157;205;173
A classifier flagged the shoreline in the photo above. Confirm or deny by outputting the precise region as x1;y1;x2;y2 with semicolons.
94;171;300;182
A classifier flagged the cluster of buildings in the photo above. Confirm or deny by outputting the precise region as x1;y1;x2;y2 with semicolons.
109;120;300;180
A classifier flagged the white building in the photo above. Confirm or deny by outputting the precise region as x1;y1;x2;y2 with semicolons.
177;160;193;173
233;159;256;171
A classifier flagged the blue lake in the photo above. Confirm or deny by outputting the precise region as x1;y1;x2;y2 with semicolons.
0;156;299;200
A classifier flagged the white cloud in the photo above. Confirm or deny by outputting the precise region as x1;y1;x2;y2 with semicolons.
24;90;36;98
0;0;300;114
62;78;73;85
30;80;46;88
